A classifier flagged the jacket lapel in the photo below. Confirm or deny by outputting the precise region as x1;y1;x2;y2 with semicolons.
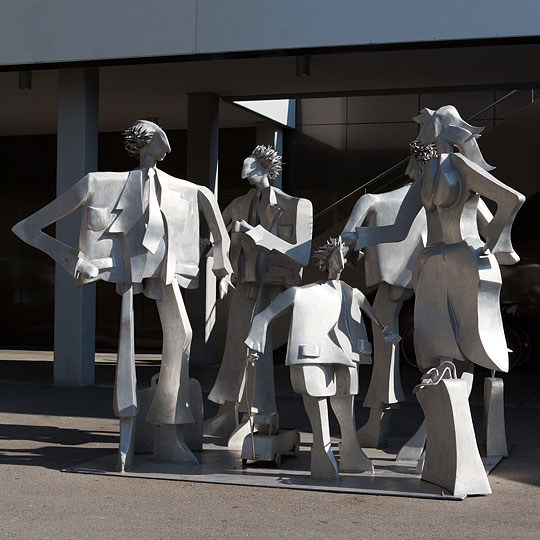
108;169;144;234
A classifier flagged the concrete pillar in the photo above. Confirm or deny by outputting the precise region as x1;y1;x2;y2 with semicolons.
256;121;283;189
186;93;219;365
54;67;99;386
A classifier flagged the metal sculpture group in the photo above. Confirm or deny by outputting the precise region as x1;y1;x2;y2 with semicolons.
12;106;525;497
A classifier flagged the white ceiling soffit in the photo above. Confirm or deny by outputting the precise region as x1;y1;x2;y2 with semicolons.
233;99;296;129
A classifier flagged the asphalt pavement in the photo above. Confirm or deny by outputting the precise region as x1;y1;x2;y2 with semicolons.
1;350;539;540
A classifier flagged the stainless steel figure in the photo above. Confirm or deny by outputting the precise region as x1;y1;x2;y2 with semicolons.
205;146;313;445
342;184;426;447
12;120;233;471
345;105;525;496
246;237;400;480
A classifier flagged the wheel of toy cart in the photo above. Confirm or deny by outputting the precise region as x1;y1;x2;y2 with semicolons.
242;459;247;466
274;453;282;467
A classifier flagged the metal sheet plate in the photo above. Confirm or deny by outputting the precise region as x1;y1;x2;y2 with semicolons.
65;434;503;500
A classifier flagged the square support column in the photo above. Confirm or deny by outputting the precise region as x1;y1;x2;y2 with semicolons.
256;121;283;189
54;67;99;386
186;93;219;365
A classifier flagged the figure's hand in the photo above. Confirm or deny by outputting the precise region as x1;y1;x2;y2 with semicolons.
245;335;264;356
233;219;253;234
494;251;520;266
343;228;368;255
213;265;230;279
199;237;213;258
341;231;356;246
354;227;370;252
76;258;99;279
247;349;260;365
382;326;401;344
218;276;234;299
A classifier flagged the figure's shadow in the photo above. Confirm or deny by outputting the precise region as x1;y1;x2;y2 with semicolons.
0;423;117;470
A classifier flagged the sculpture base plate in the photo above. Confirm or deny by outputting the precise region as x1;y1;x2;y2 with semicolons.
65;433;502;500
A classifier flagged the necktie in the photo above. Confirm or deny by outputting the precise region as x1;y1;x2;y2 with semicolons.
142;168;164;254
248;190;262;226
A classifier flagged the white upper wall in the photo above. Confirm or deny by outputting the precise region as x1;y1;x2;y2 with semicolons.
2;0;540;66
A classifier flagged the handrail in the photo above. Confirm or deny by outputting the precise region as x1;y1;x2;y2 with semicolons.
313;89;523;221
314;157;410;220
467;89;519;122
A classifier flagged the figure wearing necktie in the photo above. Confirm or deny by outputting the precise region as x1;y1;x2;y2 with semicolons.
245;237;400;480
12;120;233;471
206;146;313;444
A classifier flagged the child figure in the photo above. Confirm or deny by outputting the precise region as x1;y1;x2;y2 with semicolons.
245;237;399;480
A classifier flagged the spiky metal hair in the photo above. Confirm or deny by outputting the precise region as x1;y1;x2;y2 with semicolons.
313;236;348;272
122;120;158;158
252;145;283;181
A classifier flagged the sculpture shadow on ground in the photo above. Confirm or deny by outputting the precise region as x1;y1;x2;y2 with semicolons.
0;423;116;470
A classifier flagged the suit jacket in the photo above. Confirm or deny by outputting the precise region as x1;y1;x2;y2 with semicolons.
245;280;371;367
12;167;232;289
224;186;312;287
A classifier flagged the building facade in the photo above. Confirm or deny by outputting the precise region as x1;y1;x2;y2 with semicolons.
1;1;539;384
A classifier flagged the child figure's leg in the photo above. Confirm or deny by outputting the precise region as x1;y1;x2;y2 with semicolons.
302;395;339;481
291;364;339;481
331;366;373;472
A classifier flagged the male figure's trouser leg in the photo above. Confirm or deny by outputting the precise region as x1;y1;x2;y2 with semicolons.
359;282;408;448
114;284;137;472
147;279;196;463
208;282;258;405
244;284;282;426
207;283;282;437
205;283;257;437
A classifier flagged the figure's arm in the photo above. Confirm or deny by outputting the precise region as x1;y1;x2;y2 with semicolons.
221;200;234;233
477;196;494;236
244;287;296;353
197;186;234;279
477;198;516;266
11;175;96;278
352;178;423;252
451;153;525;265
341;193;374;235
353;288;400;344
477;197;511;266
240;198;313;267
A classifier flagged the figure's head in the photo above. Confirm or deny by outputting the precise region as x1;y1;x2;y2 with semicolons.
241;145;282;189
313;236;348;277
413;105;494;171
123;120;171;163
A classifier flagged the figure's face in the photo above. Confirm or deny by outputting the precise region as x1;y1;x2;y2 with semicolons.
242;156;268;189
417;115;440;145
142;129;171;162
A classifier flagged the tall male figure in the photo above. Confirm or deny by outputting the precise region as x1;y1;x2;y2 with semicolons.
206;146;313;442
12;120;233;471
